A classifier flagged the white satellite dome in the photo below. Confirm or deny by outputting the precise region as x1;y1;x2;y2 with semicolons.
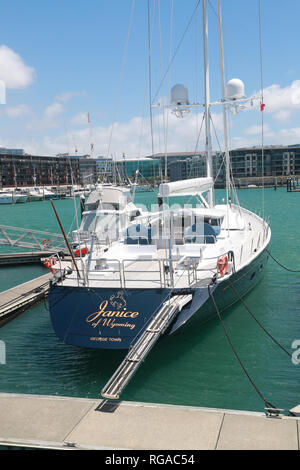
225;78;245;100
170;84;189;106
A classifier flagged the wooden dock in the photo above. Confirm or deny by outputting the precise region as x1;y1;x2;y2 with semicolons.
0;394;298;450
0;251;66;266
0;273;52;326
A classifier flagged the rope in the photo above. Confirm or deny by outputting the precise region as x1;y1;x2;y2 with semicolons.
208;282;277;411
266;248;300;273
227;278;293;360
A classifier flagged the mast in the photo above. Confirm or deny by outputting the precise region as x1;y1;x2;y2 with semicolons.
202;0;214;207
217;0;230;210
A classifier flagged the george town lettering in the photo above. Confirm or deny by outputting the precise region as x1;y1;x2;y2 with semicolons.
86;300;139;329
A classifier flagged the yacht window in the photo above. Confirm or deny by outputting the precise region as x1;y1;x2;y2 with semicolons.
80;213;97;231
95;213;120;233
102;202;120;210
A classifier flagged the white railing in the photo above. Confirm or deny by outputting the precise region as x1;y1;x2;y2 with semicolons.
57;253;232;290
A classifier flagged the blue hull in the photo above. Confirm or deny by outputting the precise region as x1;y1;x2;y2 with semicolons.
49;249;269;349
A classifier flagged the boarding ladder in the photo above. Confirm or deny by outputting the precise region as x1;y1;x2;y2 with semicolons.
101;293;193;400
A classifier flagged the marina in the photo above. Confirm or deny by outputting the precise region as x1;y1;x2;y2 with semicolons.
0;0;300;452
0;188;299;416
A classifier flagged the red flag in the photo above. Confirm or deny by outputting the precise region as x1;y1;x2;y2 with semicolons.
260;103;265;112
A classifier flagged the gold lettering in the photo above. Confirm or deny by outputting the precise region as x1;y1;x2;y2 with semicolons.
86;299;140;328
86;300;108;323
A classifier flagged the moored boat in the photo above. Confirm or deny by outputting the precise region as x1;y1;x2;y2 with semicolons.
47;0;271;399
0;192;14;204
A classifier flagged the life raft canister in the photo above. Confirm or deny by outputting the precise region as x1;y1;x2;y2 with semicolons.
217;255;228;276
75;247;89;257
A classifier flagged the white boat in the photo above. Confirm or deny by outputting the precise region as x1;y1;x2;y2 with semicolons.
48;1;271;399
70;185;91;198
14;191;28;203
27;188;44;202
35;187;59;200
71;185;144;248
0;192;14;204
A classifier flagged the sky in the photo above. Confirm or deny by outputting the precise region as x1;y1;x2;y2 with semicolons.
0;0;300;159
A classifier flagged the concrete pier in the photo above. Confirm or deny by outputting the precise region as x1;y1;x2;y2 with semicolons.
0;251;66;266
0;273;52;326
0;393;298;450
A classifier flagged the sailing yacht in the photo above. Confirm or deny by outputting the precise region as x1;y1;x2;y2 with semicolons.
48;1;270;397
71;184;144;248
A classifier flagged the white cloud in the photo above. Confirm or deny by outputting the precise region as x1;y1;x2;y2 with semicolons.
8;78;300;156
273;109;292;123
70;112;89;127
5;104;31;118
26;102;65;131
243;123;270;136
249;80;300;116
55;90;85;103
0;45;35;89
44;102;64;119
18;110;224;157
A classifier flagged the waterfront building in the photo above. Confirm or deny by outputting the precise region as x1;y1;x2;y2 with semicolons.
230;145;300;178
112;157;160;183
96;157;113;180
0;150;95;188
1;145;299;188
149;146;300;185
146;152;223;183
0;147;25;156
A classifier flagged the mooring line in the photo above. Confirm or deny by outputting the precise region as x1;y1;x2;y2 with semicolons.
208;282;277;413
266;248;300;273
227;278;293;360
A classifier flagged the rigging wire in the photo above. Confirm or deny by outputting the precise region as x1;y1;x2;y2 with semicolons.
258;0;265;221
163;0;174;183
152;0;201;105
132;0;157;195
207;0;257;88
186;113;205;180
147;0;155;161
106;0;136;161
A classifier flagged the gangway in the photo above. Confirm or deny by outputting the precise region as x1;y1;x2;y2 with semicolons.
101;293;193;400
0;224;67;252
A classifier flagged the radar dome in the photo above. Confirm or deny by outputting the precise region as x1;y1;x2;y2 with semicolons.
170;84;189;106
225;78;245;100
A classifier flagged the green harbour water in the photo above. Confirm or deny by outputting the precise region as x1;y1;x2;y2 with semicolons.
0;188;299;413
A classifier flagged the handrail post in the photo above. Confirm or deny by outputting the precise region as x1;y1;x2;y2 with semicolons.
121;260;124;289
